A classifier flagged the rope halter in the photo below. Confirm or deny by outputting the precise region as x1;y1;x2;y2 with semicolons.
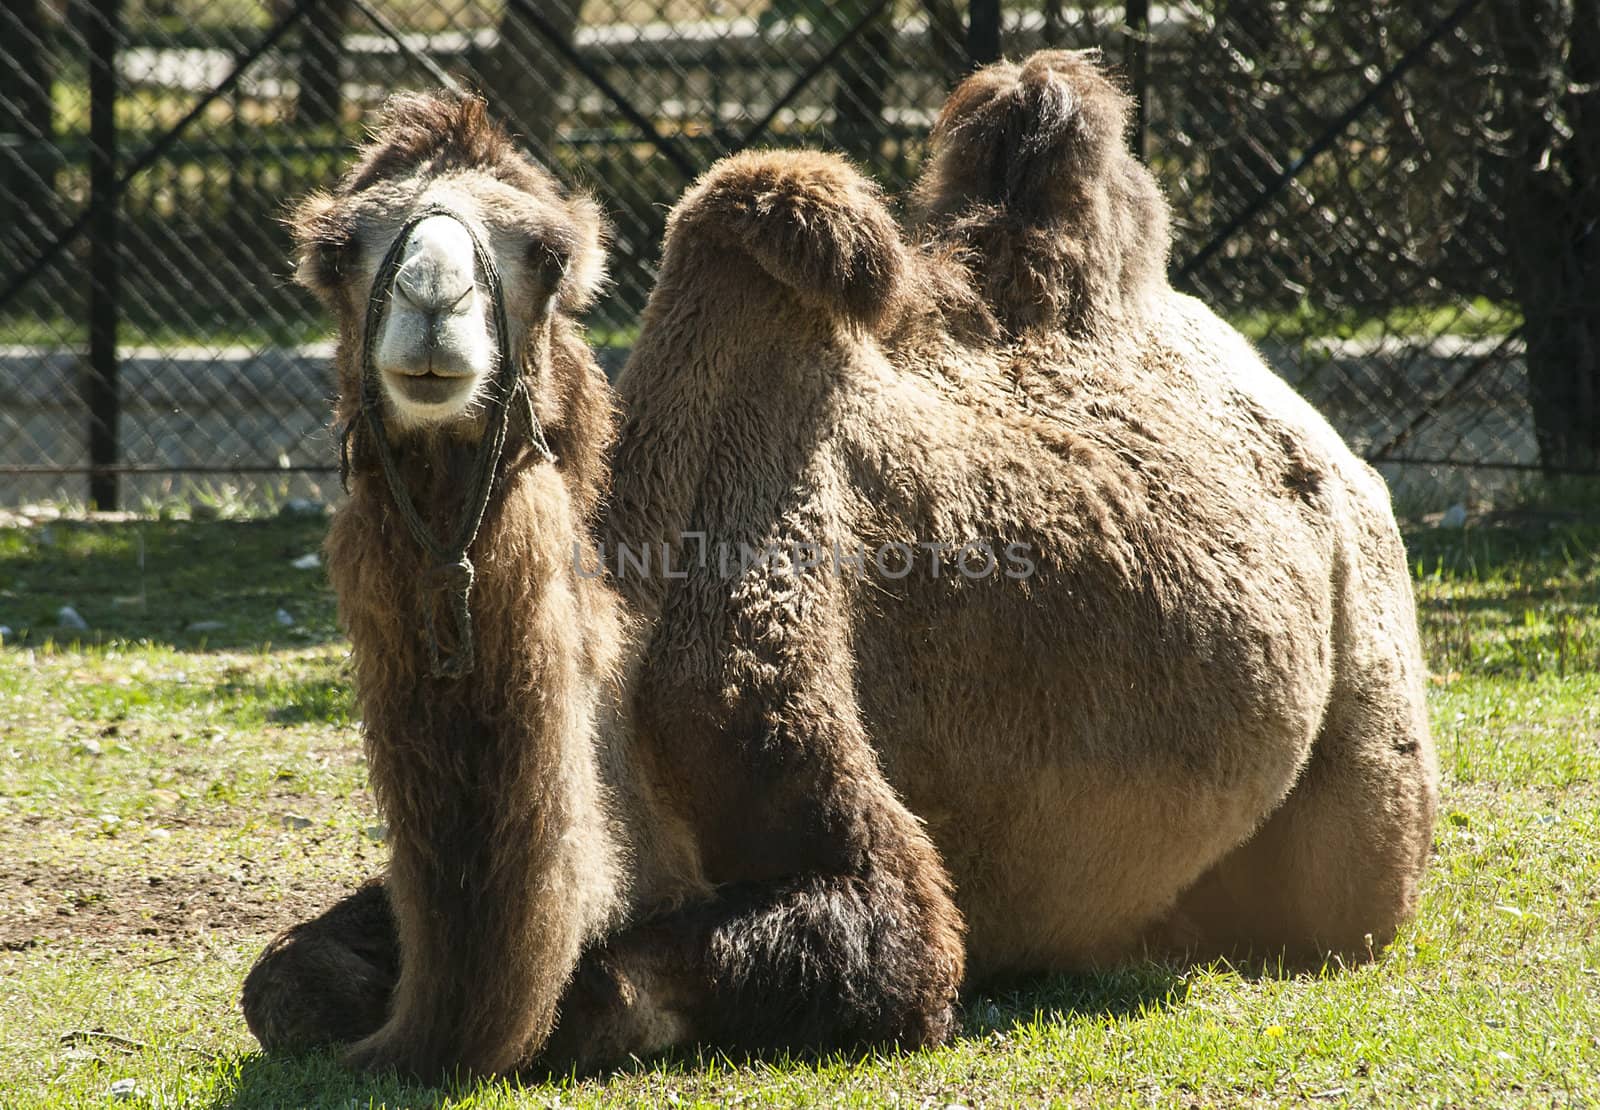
342;203;556;680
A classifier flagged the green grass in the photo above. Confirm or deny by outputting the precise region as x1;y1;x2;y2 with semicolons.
0;314;331;350
1230;297;1519;346
1;506;1598;1107
0;515;340;650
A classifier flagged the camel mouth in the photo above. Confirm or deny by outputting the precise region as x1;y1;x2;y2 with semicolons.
386;369;477;407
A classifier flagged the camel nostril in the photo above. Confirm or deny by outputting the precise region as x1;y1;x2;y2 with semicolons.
394;275;473;318
394;287;472;325
393;252;474;319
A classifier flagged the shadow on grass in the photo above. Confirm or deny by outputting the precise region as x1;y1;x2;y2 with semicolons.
213;1048;654;1109
208;954;1374;1106
0;516;342;652
966;963;1188;1034
208;965;1194;1108
210;1050;464;1110
964;954;1353;1040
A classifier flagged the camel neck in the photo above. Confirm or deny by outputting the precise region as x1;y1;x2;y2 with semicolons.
333;458;558;709
327;454;623;1069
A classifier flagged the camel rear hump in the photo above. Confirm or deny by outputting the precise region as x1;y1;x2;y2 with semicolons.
915;51;1131;216
916;50;1171;330
660;149;908;330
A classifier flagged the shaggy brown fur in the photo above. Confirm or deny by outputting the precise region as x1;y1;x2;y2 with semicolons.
241;93;624;1078
243;52;1436;1078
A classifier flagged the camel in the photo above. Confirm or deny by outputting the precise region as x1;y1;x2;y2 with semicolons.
243;51;1437;1081
240;92;624;1076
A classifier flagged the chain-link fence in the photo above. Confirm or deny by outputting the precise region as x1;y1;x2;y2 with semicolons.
2;0;1595;510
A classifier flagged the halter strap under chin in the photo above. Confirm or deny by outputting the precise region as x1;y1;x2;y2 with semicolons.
342;203;556;680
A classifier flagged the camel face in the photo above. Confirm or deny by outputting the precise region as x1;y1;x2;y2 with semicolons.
288;93;607;439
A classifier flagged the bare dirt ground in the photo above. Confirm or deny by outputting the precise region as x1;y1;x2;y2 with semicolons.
0;849;362;950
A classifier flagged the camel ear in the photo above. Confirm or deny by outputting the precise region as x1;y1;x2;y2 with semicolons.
552;193;610;313
666;150;906;330
915;49;1132;221
285;190;352;301
524;193;608;314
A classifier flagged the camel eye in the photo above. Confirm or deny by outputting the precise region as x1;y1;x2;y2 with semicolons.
317;231;358;282
296;225;358;299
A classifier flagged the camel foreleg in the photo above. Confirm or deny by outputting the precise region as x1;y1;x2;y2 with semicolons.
539;868;963;1074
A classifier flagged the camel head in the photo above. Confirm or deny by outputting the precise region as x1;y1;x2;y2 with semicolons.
289;92;607;435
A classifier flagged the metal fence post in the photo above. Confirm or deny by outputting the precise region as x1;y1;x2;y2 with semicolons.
1124;0;1149;162
967;0;1001;68
86;0;121;510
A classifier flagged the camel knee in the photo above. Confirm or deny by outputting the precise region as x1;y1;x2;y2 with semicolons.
1157;732;1436;967
541;870;964;1073
698;871;964;1052
1302;707;1438;956
243;931;393;1052
242;883;398;1053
